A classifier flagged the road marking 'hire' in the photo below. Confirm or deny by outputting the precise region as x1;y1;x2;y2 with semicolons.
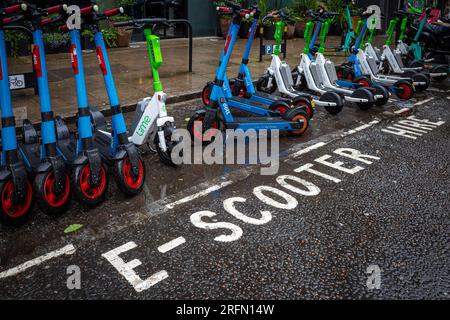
0;244;76;279
165;181;233;209
158;237;186;253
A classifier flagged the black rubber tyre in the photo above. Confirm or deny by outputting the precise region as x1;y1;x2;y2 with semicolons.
291;69;307;91
0;178;34;227
394;80;415;100
187;109;220;144
71;163;109;206
430;65;449;82
373;85;390;106
114;157;146;196
412;73;430;92
293;96;314;120
282;108;309;136
34;171;71;216
155;125;182;167
256;74;277;94
321;92;344;115
202;83;213;106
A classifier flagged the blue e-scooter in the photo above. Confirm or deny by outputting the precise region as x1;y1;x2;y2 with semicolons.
83;5;146;196
0;4;34;226
202;5;315;119
188;2;310;141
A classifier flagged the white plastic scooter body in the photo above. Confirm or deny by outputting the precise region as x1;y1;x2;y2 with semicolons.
131;92;175;152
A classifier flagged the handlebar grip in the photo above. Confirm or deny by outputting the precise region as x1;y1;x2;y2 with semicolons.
46;5;66;15
80;5;99;15
2;17;13;24
224;1;241;10
41;18;52;25
104;7;124;17
217;6;232;14
4;3;27;14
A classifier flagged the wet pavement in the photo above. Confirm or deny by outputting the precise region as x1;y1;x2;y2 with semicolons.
8;35;387;124
0;80;448;299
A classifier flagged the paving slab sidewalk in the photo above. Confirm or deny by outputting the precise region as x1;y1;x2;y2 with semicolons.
8;35;387;124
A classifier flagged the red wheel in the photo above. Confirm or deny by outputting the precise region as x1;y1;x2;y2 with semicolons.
202;84;212;106
72;163;109;206
396;82;414;100
35;171;71;215
114;157;146;196
294;100;314;120
187;110;220;143
274;106;288;116
356;79;370;87
0;179;34;226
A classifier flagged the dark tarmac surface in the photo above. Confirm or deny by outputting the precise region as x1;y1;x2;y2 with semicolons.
0;84;449;299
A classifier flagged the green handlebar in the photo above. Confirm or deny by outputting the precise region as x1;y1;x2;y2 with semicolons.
398;16;408;41
318;20;330;54
145;28;163;92
274;21;284;56
303;21;314;54
385;18;398;47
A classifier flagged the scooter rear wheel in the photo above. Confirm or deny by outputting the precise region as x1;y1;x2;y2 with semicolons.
114;157;146;196
411;73;430;92
72;163;108;206
373;85;390;106
293;98;314;120
430;65;449;82
322;92;344;115
0;179;34;226
394;81;415;100
283;108;309;136
34;171;71;215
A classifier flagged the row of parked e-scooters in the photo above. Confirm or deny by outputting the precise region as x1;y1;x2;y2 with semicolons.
1;1;448;227
191;0;449;141
0;2;180;226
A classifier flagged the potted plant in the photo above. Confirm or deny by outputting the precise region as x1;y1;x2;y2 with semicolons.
323;0;345;35
81;29;95;50
283;7;296;39
101;28;119;48
111;0;134;47
44;32;70;54
214;1;232;38
5;30;30;57
291;0;319;38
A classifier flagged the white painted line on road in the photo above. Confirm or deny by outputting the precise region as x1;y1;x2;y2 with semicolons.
158;237;186;253
414;97;434;106
343;120;380;136
0;244;76;279
292;142;327;158
165;181;234;209
394;107;411;114
428;88;446;93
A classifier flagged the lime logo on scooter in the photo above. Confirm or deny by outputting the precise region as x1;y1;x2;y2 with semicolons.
96;47;107;75
70;44;79;75
136;115;152;137
32;45;42;77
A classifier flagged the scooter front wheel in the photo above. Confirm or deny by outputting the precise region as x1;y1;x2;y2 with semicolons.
283;108;309;136
256;74;277;94
293;98;314;120
0;179;34;226
202;83;213;106
72;163;109;206
34;171;71;215
114;157;146;196
291;70;307;91
394;81;415;100
155;126;182;167
187;109;220;144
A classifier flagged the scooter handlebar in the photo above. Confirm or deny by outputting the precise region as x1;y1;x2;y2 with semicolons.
80;5;99;15
3;3;27;15
46;4;67;15
104;7;124;17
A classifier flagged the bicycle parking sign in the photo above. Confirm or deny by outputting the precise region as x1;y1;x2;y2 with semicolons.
9;74;25;90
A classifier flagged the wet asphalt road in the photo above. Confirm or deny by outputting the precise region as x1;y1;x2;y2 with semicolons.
0;86;449;300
